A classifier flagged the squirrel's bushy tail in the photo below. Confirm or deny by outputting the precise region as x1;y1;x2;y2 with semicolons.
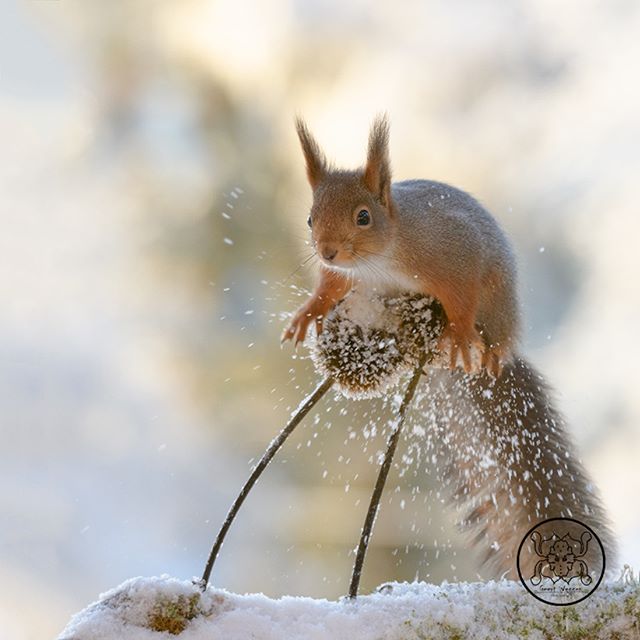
421;356;617;579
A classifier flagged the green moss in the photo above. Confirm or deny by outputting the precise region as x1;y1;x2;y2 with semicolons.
147;593;201;635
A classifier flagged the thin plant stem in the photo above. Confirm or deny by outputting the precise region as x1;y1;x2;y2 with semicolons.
199;376;334;591
348;358;426;598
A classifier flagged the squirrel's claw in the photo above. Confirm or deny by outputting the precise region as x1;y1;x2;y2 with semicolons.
440;323;484;375
281;322;299;344
281;321;301;345
454;343;479;375
292;319;310;346
481;347;504;378
283;308;324;347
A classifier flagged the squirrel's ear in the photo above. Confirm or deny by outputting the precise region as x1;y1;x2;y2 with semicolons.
295;117;327;190
363;114;391;206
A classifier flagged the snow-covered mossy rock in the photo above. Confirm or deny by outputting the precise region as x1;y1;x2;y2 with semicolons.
59;577;225;638
59;575;640;640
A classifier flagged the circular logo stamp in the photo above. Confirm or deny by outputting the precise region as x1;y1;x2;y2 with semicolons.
516;517;605;606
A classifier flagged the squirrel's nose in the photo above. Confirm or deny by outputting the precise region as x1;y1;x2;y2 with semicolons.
321;247;338;262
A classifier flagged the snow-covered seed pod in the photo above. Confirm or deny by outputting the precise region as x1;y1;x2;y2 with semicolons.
311;292;446;398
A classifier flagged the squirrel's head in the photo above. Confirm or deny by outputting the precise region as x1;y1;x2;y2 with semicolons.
296;115;395;272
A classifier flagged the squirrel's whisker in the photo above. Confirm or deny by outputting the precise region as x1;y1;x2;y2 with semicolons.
282;252;318;283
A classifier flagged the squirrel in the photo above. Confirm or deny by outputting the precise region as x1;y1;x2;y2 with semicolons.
283;115;616;579
282;115;518;377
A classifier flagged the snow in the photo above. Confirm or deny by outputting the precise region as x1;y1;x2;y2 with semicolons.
59;575;640;640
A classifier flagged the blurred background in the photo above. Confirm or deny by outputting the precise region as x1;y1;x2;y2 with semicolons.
1;0;640;637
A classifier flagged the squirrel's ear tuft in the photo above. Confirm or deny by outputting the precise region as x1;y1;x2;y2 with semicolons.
295;117;327;190
363;114;392;206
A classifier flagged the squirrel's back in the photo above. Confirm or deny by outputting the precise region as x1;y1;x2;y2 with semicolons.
392;179;521;357
393;180;513;257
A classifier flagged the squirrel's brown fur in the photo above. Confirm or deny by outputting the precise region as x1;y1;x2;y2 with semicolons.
284;115;518;376
284;115;616;578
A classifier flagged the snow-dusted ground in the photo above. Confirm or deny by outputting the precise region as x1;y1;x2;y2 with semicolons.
60;575;639;640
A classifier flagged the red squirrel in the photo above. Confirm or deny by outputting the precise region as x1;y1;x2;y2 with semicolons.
283;116;616;578
282;115;518;376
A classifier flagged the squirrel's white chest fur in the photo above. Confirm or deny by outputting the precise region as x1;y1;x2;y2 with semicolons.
349;253;423;297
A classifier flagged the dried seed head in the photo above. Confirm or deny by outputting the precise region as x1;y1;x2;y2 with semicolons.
311;292;445;398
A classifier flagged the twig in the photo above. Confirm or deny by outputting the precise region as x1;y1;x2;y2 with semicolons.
198;376;334;591
348;356;426;598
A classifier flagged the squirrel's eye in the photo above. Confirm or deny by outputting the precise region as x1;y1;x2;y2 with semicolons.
307;215;312;228
357;209;371;226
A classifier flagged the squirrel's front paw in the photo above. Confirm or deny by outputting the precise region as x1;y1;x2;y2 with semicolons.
282;306;324;346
